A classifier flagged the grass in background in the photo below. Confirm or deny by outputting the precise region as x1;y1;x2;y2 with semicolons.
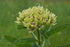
0;0;70;47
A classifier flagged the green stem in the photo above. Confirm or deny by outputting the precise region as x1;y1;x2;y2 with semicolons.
42;40;45;47
37;29;40;46
32;32;38;40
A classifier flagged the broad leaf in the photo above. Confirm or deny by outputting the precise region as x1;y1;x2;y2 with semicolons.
46;24;70;37
41;24;70;39
17;23;26;29
5;35;37;47
33;43;38;47
5;35;17;43
16;38;37;44
15;43;32;47
40;25;51;39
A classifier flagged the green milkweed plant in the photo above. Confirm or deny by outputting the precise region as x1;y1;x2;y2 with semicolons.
16;6;56;47
5;6;70;47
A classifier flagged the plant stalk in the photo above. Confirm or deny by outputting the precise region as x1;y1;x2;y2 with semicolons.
37;29;40;46
32;32;38;40
42;40;45;47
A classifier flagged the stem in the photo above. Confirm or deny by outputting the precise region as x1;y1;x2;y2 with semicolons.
37;29;40;46
42;40;45;47
32;32;38;40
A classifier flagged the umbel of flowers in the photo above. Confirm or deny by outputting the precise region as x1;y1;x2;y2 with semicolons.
16;6;56;31
16;6;56;46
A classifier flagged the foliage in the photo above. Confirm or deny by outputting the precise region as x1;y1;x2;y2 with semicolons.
5;24;70;47
0;0;70;47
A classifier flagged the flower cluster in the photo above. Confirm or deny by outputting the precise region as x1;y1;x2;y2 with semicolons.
16;6;56;31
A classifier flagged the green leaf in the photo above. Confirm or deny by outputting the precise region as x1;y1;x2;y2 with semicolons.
40;40;45;47
16;38;37;44
15;43;32;47
5;35;17;43
40;25;51;39
46;24;70;37
33;43;38;47
40;25;51;33
5;35;37;47
17;24;26;29
41;24;70;39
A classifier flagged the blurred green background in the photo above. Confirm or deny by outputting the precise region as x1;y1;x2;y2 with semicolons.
0;0;70;47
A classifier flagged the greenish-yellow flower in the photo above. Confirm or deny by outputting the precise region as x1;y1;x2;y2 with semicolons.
16;6;56;31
